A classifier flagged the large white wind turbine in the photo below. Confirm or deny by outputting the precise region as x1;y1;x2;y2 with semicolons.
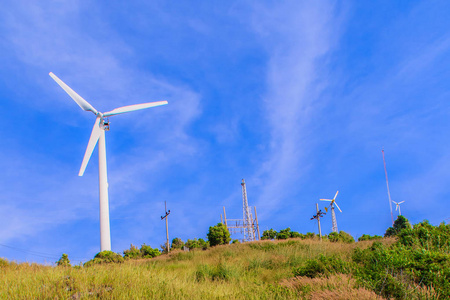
392;201;405;216
49;72;168;252
320;191;342;233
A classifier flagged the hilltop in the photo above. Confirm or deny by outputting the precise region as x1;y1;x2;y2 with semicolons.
1;218;449;299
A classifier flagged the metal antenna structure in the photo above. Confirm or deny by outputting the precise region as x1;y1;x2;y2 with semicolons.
311;203;326;240
382;149;395;226
222;179;260;242
241;179;255;242
161;201;171;253
320;191;342;233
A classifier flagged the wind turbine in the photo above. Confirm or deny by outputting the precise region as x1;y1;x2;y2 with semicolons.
320;191;342;233
49;72;168;252
392;201;405;216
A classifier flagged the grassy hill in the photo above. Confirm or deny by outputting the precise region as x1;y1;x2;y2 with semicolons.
1;219;449;299
0;238;390;299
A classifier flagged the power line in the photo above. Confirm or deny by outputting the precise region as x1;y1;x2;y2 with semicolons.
0;243;88;261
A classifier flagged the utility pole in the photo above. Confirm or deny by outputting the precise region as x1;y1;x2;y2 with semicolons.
311;203;326;240
223;206;228;228
254;206;260;240
161;201;171;253
382;149;394;226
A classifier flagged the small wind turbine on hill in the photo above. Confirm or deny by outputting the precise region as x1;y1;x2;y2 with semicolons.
49;72;168;252
392;201;405;216
320;191;342;233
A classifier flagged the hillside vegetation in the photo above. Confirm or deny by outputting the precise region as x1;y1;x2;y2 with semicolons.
0;218;449;299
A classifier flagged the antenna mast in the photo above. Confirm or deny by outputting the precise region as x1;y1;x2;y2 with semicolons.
382;149;394;226
223;179;259;242
242;179;255;241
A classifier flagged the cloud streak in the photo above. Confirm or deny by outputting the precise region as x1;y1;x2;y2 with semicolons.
249;2;343;215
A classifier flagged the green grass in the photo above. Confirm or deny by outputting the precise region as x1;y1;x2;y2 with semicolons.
0;239;385;299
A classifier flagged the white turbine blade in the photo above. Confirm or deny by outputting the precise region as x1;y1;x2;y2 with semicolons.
103;101;168;117
333;190;339;200
79;116;102;176
49;72;98;115
395;205;399;211
334;202;342;213
392;201;398;205
398;201;405;204
320;199;332;201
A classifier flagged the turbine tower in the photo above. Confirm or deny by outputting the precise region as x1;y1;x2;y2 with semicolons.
392;201;405;216
49;72;168;252
320;191;342;233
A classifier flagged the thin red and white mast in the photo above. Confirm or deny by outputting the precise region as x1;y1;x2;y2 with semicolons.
382;149;394;226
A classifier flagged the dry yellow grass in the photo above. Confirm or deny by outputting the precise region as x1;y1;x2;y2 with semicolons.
281;274;384;300
0;238;397;299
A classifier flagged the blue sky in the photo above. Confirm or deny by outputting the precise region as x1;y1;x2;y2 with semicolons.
1;1;450;264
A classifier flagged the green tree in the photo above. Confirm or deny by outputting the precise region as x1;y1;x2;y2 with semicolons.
358;234;382;242
123;244;141;259
305;232;316;239
327;231;354;243
84;250;124;267
261;229;277;240
140;244;161;258
185;239;200;249
338;231;355;243
276;228;292;239
198;238;210;250
171;237;184;250
276;228;302;239
207;223;231;246
385;215;412;237
56;253;71;267
290;231;302;238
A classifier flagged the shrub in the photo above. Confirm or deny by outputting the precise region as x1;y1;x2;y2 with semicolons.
171;237;184;250
140;244;161;258
276;228;291;239
207;223;231;246
384;215;412;237
123;244;141;259
261;229;277;240
293;255;352;278
84;251;124;267
328;231;354;243
276;228;302;240
0;258;9;267
56;253;71;267
358;234;382;242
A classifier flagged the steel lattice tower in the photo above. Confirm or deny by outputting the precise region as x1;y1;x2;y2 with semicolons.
241;179;255;242
331;204;338;233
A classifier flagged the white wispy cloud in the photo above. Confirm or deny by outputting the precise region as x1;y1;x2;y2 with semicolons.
248;2;344;215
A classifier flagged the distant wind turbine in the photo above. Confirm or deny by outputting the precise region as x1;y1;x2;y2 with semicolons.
392;201;405;216
49;72;168;252
320;191;342;233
